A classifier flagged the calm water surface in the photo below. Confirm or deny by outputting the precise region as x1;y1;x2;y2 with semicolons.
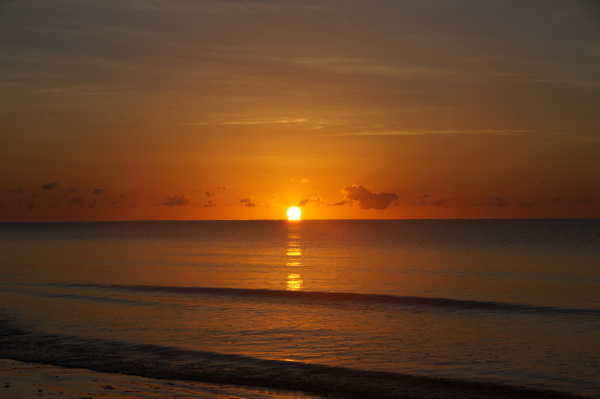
1;220;599;397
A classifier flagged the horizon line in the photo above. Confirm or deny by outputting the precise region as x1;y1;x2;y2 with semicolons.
1;217;598;223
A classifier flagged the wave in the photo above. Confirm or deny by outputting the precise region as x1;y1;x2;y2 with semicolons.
1;285;185;309
0;319;591;399
59;283;600;317
1;286;161;307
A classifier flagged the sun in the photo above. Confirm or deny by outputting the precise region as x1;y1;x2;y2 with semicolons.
287;206;302;220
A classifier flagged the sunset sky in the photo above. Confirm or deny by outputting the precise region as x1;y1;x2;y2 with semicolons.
1;0;599;220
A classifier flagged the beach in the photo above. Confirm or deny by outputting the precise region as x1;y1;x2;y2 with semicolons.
1;358;593;399
0;359;332;399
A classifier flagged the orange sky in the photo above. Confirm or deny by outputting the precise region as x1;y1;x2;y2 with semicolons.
1;1;599;220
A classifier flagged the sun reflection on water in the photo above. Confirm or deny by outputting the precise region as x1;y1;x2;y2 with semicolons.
285;221;303;291
286;247;302;257
286;273;303;291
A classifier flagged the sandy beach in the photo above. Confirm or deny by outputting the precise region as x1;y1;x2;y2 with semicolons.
0;359;334;399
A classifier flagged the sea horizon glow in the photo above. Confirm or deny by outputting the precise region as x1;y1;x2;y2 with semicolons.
1;1;599;221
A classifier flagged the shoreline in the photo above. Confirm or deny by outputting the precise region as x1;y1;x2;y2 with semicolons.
0;359;335;399
1;357;593;399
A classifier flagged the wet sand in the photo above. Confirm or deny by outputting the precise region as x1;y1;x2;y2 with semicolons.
0;359;334;399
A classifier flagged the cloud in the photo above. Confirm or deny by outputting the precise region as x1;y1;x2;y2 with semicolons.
41;182;59;190
333;129;539;137
222;117;308;126
240;198;256;207
487;196;509;207
202;192;217;207
343;185;399;210
281;56;455;80
519;201;535;208
291;177;310;184
298;197;323;207
162;194;191;207
433;198;451;206
578;194;596;204
69;196;85;207
93;188;106;194
331;200;351;206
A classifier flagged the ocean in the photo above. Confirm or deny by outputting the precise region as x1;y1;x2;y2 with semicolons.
1;219;599;398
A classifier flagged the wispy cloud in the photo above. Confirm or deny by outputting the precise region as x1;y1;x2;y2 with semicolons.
183;117;342;131
326;129;537;137
297;197;323;207
280;56;456;80
218;117;308;126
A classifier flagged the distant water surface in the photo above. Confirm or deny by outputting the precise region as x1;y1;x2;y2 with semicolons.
1;220;599;398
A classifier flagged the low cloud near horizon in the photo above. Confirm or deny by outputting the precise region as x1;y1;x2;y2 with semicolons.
240;198;256;207
343;185;399;210
162;194;191;207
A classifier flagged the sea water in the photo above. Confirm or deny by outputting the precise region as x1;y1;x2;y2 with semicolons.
0;220;599;398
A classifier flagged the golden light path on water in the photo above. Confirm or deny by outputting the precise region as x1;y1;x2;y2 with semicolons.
286;219;303;291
